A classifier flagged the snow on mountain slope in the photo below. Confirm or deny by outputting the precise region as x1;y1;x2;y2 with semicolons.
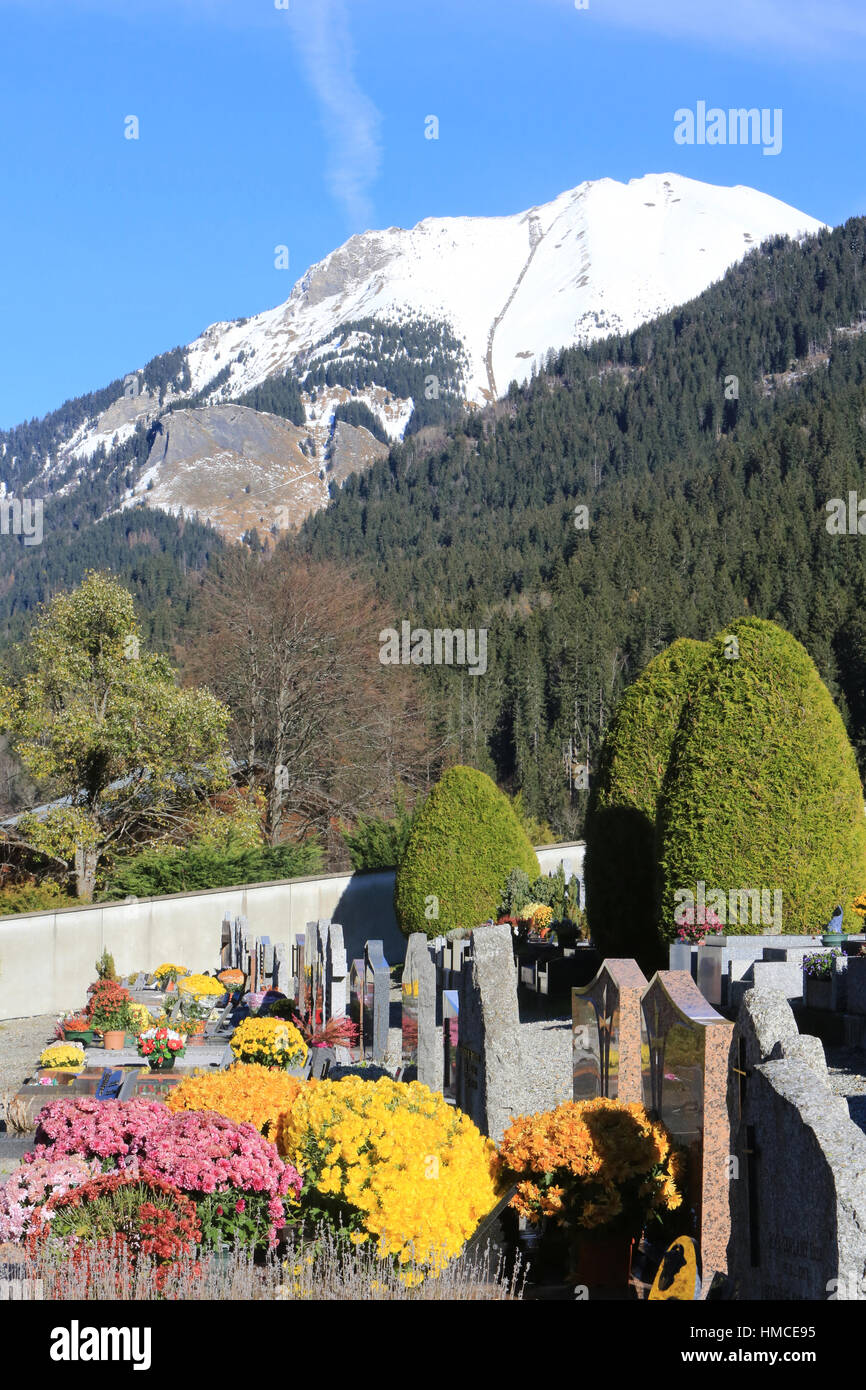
183;172;825;409
8;172;825;543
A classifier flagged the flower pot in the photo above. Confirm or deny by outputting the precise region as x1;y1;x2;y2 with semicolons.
821;933;845;947
147;1055;176;1071
63;1029;94;1045
569;1231;635;1292
102;1030;126;1050
123;1032;137;1048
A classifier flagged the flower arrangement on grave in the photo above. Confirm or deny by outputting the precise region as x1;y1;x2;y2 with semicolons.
137;1027;186;1069
126;1002;156;1036
29;1097;302;1253
276;1077;501;1279
266;999;358;1050
89;997;133;1039
85;980;132;1030
60;1013;92;1040
674;906;723;947
31;1172;202;1291
38;1042;86;1072
153;964;189;989
498;1098;684;1239
177;995;211;1035
803;948;842;979
134;1111;300;1250
165;1063;308;1141
217;968;245;996
177;973;224;999
0;1155;102;1241
230;1016;308;1070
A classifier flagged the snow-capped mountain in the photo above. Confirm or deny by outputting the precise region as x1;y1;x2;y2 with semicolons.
183;171;824;409
2;173;825;540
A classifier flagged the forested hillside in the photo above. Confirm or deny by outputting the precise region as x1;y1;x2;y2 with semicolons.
298;219;866;837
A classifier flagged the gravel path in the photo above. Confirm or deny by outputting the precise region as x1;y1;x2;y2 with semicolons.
0;1014;57;1124
517;1014;572;1117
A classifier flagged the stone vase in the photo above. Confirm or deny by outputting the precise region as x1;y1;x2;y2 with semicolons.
804;976;834;1010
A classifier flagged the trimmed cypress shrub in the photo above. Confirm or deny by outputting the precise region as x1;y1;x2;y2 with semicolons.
394;765;539;939
656;618;866;939
585;638;709;967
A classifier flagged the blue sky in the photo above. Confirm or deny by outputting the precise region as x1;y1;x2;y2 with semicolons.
1;0;865;427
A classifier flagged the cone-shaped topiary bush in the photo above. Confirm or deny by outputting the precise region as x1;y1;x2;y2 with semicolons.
394;765;539;939
656;618;866;940
585;638;709;968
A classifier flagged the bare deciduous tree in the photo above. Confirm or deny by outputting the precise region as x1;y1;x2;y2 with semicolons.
184;551;444;854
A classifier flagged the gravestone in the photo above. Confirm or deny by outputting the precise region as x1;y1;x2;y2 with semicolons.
273;943;289;995
326;923;348;1022
456;924;521;1143
363;940;390;1064
304;921;318;1015
401;932;439;1088
641;970;733;1295
727;988;866;1299
292;933;306;1008
572;958;648;1104
348;958;364;1050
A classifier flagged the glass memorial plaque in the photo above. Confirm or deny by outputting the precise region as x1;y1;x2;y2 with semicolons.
362;963;376;1062
572;992;602;1102
442;990;459;1101
401;971;419;1066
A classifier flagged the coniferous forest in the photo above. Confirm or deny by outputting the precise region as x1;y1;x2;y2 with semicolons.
4;219;866;839
295;217;866;836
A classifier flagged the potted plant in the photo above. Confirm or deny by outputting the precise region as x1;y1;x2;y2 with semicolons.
61;1013;95;1045
137;1025;186;1071
89;986;133;1050
217;968;245;1000
38;1042;86;1078
178;997;209;1042
153;963;189;992
803;950;841;1010
498;1097;685;1292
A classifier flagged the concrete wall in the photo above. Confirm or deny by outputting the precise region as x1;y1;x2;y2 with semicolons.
0;841;584;1022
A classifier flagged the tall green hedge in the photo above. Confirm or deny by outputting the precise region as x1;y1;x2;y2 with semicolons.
394;765;539;939
584;638;709;967
656;618;866;939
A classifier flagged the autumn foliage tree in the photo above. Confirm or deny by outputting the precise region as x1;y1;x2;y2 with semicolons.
184;550;442;856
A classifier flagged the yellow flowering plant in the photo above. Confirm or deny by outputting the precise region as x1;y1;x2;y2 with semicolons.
276;1077;501;1278
498;1098;685;1236
230;1017;308;1070
166;1063;307;1141
153;964;189;988
39;1042;86;1071
177;973;224;998
853;892;866;920
126;1002;156;1035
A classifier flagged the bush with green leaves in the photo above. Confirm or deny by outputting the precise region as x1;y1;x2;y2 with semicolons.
99;838;323;900
498;863;581;922
394;766;539;939
340;794;417;872
585;638;710;967
0;880;74;918
656;618;866;940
